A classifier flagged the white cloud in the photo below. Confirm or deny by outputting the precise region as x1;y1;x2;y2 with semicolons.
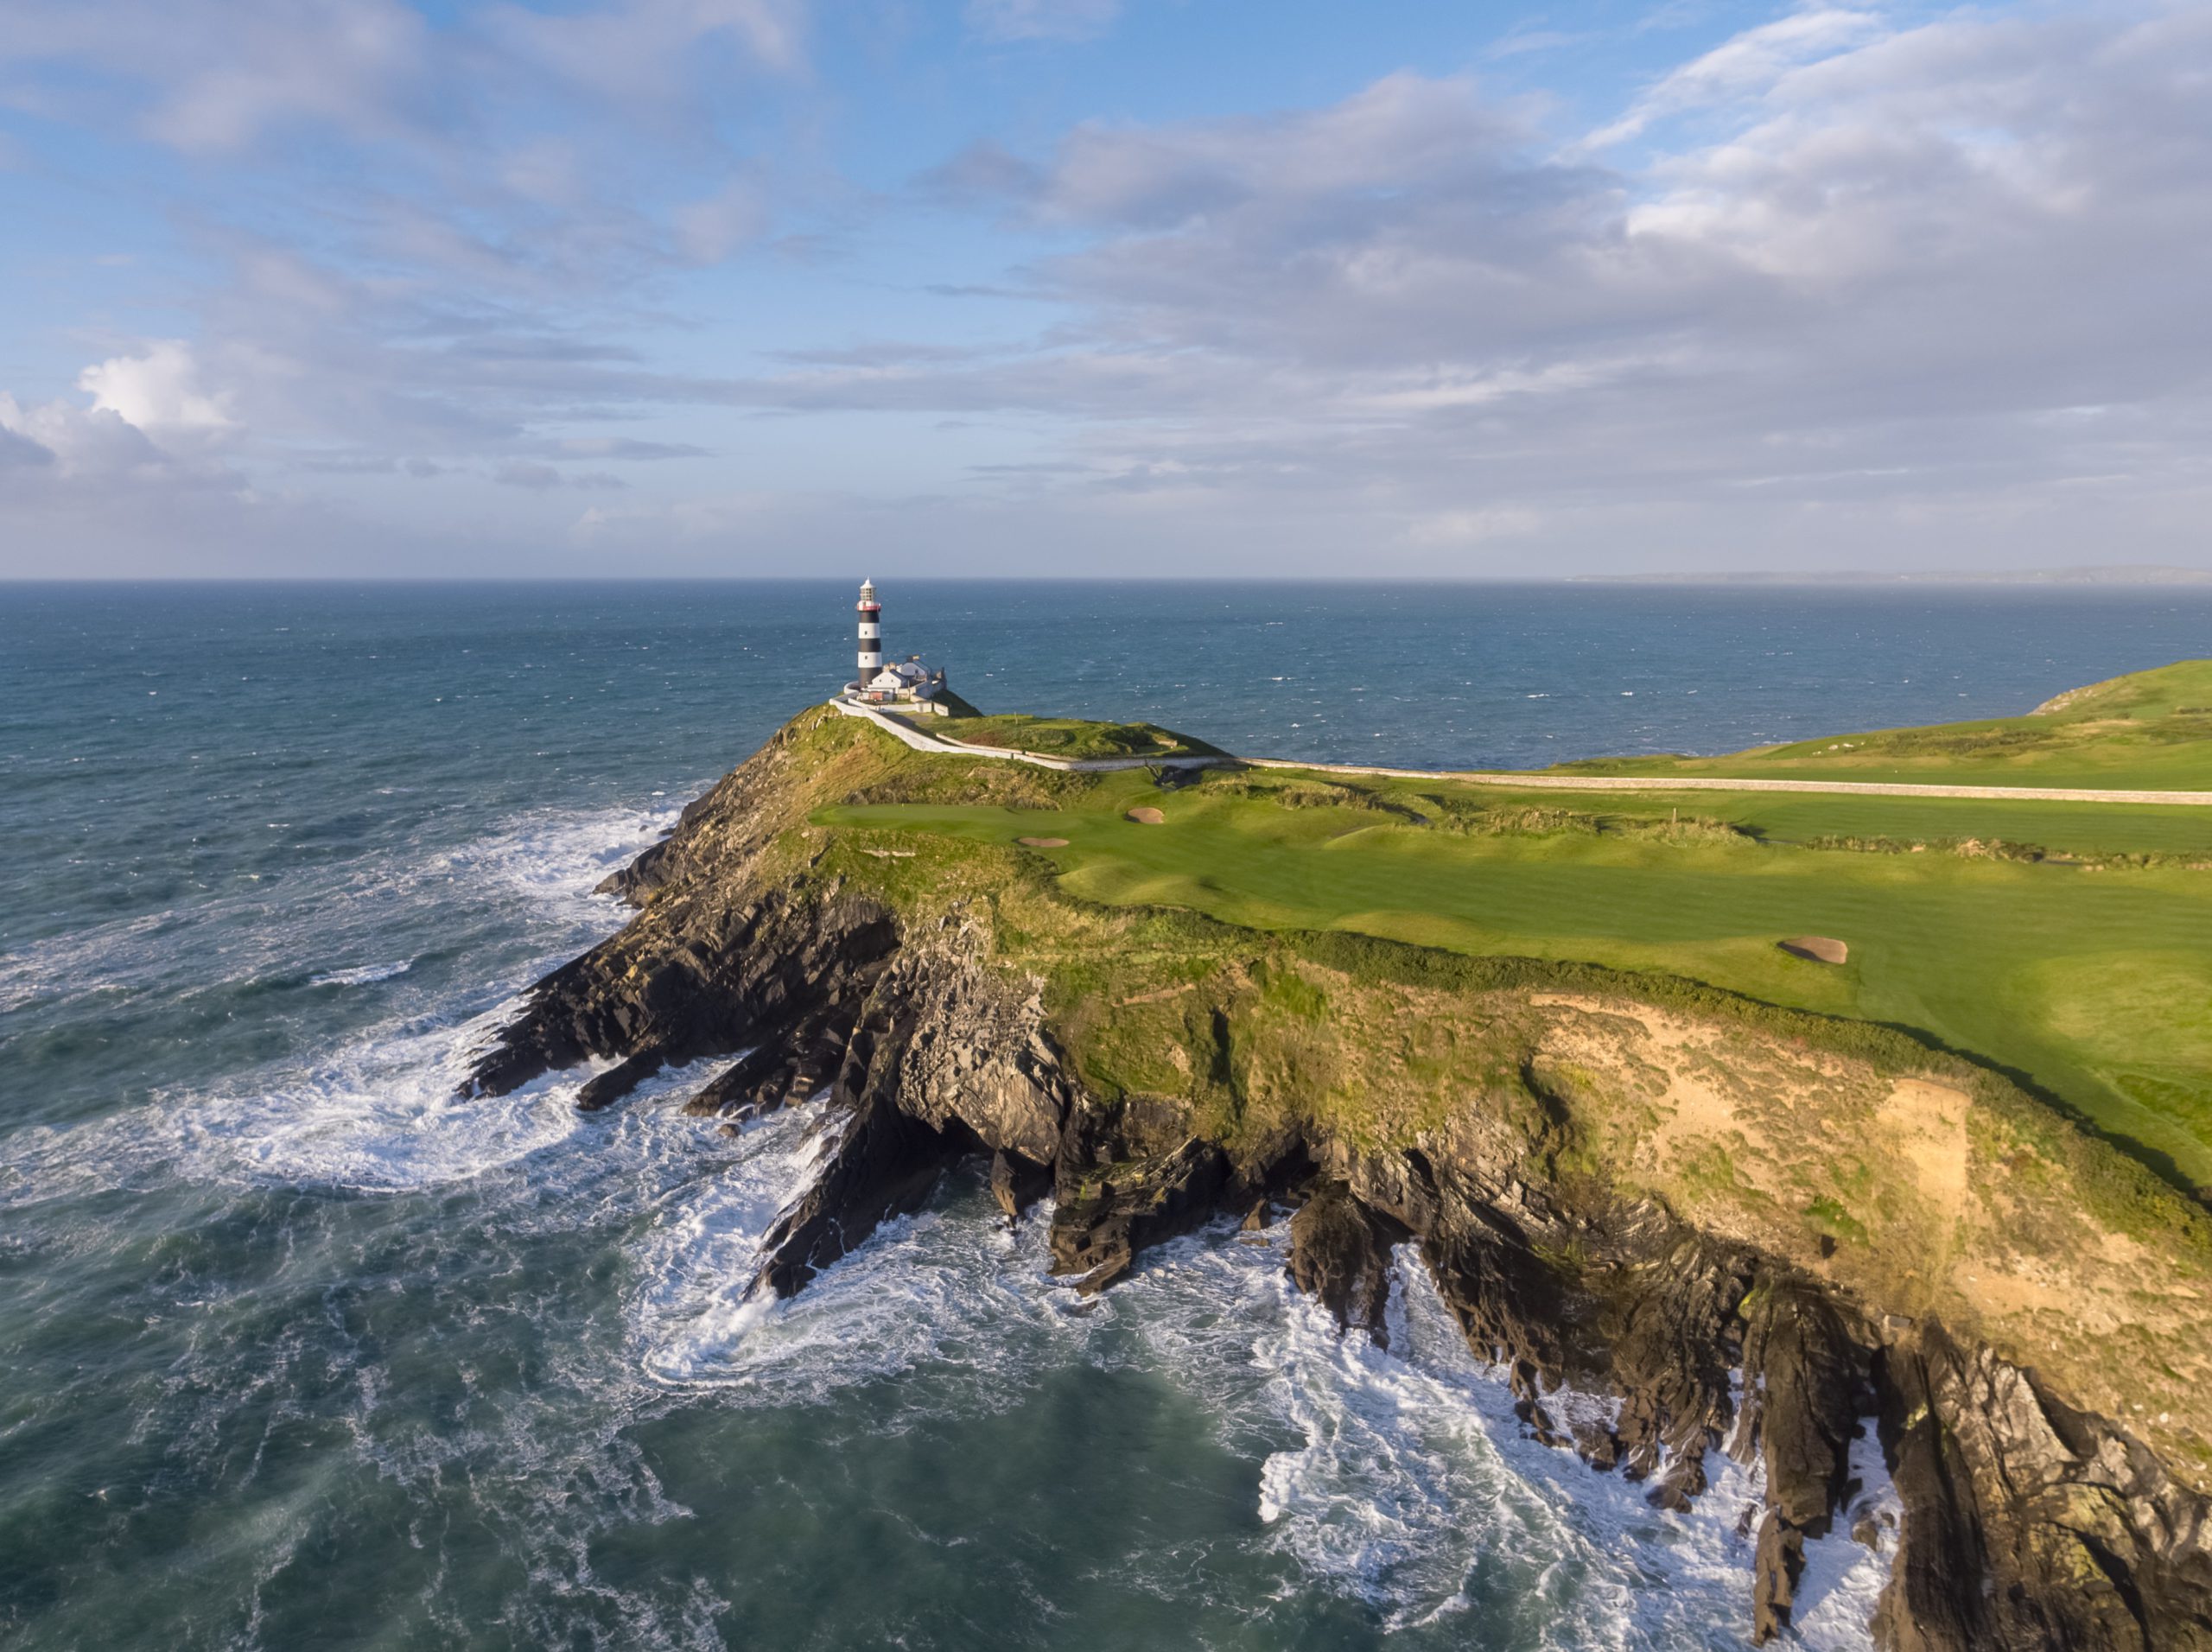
1586;6;1885;148
78;341;238;442
0;0;432;156
1;390;168;478
480;0;807;103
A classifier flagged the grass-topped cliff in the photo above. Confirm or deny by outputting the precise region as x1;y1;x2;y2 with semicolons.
823;669;2212;1203
765;700;2209;1474
472;670;2212;1641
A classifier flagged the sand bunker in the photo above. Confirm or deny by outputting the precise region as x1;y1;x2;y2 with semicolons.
1125;807;1166;825
1016;836;1069;848
1779;936;1849;964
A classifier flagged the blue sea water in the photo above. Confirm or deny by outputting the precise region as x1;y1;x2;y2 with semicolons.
4;579;2209;1650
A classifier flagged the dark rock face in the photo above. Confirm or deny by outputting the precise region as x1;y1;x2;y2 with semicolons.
752;1090;957;1299
1286;1181;1402;1344
465;738;2212;1651
1737;1283;1873;1641
989;1149;1052;1223
462;886;900;1102
1875;1323;2212;1652
1047;1134;1230;1293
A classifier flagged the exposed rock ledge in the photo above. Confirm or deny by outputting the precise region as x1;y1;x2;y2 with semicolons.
464;714;2212;1649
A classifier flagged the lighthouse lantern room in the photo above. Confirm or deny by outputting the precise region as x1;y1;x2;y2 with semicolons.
847;579;952;711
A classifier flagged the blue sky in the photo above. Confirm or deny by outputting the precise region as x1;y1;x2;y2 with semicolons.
2;0;2208;575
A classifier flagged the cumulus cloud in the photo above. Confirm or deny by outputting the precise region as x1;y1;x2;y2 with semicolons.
79;341;238;442
0;384;201;480
0;416;59;470
0;359;263;573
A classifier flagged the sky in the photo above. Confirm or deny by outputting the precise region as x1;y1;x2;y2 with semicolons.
1;0;2209;578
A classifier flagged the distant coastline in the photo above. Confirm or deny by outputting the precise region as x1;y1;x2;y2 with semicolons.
1572;563;2212;585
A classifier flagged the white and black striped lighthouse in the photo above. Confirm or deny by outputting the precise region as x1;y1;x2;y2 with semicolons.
855;577;882;693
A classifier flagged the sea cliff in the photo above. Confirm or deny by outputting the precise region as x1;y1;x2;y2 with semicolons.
467;706;2212;1649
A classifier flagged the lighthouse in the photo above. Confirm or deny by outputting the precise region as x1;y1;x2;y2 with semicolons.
855;577;882;693
846;579;952;710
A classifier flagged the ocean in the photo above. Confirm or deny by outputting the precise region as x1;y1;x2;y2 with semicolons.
5;579;2210;1649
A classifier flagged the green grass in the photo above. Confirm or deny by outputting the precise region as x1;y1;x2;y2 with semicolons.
1551;658;2212;791
816;755;2212;1194
916;713;1222;761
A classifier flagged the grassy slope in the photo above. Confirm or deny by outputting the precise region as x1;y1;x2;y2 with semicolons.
917;712;1222;760
1553;658;2212;789
764;707;2212;1482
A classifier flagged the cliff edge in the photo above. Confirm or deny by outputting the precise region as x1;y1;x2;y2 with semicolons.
467;706;2212;1649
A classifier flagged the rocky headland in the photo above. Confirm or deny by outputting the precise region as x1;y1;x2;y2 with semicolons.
466;707;2212;1649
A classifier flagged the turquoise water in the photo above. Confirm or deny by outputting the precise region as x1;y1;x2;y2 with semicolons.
5;581;2209;1649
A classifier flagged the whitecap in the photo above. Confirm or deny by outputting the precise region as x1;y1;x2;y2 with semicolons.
309;959;414;988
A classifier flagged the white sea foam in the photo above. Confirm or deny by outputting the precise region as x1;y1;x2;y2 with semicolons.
439;804;675;933
620;1189;1888;1649
0;911;187;1013
629;1120;1078;1404
0;802;673;1204
1789;1422;1902;1648
1;802;672;1022
0;998;608;1204
309;959;414;987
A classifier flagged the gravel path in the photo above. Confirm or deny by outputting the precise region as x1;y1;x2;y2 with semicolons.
832;701;2212;804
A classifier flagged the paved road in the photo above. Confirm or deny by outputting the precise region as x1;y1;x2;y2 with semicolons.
832;701;2212;804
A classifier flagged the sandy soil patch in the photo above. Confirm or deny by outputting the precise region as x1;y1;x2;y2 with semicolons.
1878;1078;1970;1217
1125;807;1166;824
1780;936;1849;964
1016;836;1069;848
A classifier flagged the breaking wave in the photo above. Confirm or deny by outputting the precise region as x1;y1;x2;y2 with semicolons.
0;802;671;1204
624;1134;1895;1647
